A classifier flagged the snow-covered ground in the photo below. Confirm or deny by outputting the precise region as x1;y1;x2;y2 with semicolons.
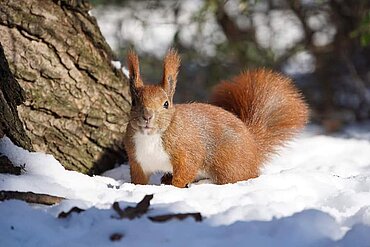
1;126;370;246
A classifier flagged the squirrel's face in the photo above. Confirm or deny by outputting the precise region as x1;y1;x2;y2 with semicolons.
129;85;174;135
126;49;180;135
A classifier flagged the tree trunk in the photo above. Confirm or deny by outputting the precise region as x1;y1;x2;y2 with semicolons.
0;0;131;174
0;42;33;150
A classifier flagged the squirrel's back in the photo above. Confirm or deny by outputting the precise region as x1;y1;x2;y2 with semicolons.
210;69;309;162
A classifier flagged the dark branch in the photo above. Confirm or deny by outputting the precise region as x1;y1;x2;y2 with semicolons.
113;194;153;220
0;191;64;205
149;213;202;223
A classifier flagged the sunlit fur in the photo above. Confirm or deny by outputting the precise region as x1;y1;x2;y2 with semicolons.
211;69;309;163
124;49;309;187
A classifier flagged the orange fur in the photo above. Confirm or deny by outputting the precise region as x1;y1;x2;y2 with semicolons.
124;50;309;188
162;49;181;102
210;69;309;162
127;50;143;88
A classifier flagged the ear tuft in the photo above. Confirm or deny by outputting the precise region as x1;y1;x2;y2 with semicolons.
162;48;181;98
127;50;143;88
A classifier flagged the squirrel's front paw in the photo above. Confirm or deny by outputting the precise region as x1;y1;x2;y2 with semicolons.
160;173;173;185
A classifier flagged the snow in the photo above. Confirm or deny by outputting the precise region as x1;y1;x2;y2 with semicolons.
1;126;370;246
111;60;121;70
111;60;130;78
121;66;129;78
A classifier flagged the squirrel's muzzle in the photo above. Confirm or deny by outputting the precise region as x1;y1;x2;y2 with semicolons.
142;108;154;124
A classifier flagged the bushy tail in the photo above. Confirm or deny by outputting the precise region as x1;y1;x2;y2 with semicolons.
210;69;309;159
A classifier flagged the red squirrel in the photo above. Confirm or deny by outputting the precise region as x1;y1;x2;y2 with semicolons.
124;49;308;188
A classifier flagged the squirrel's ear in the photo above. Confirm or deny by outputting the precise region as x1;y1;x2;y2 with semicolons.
127;50;143;89
162;48;180;99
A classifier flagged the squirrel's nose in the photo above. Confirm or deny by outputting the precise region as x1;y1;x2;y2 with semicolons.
143;114;152;121
143;109;154;122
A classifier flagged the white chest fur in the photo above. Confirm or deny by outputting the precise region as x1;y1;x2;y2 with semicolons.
133;132;172;174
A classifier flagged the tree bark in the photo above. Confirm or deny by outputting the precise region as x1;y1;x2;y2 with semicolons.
0;42;33;150
0;0;131;174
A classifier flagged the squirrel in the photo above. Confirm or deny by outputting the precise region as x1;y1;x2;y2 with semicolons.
124;49;308;188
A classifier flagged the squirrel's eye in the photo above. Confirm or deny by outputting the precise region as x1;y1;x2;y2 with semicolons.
163;101;169;109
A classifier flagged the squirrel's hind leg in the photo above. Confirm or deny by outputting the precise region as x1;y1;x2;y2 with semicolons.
210;143;260;184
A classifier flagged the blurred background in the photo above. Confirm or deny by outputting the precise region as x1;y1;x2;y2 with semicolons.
90;0;370;131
